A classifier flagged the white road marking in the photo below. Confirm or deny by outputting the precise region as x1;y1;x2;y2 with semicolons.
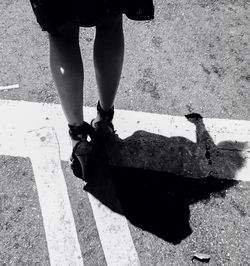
0;84;19;90
88;193;141;266
0;99;250;266
0;99;249;181
1;99;140;265
24;127;84;266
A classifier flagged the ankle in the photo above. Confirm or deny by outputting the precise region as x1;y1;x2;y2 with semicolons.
97;100;114;120
99;102;113;112
68;121;88;142
68;121;95;146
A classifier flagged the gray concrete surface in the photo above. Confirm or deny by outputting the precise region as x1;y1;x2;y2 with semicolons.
1;0;250;265
0;0;250;119
1;155;250;265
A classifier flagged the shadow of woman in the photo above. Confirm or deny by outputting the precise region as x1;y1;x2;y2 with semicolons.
83;113;248;244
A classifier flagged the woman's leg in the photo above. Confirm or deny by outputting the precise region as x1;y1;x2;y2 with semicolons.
49;22;84;147
93;14;124;113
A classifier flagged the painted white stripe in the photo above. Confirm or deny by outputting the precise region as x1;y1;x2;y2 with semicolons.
1;99;250;266
0;84;19;90
24;127;84;266
1;99;141;266
0;99;249;181
88;193;141;266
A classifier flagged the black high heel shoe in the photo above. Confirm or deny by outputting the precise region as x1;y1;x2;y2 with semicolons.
91;101;115;139
68;121;96;181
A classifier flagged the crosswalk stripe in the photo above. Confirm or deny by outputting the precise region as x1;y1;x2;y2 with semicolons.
1;98;141;265
1;99;250;265
0;99;249;181
24;127;84;266
24;125;141;266
88;192;141;266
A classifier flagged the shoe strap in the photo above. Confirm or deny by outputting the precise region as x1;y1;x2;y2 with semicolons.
68;121;95;141
97;101;114;121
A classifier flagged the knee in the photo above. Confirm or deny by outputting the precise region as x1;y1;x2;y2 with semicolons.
49;21;79;42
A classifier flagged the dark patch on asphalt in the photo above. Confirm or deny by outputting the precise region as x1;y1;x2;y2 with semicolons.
209;54;216;59
235;56;244;63
135;78;160;99
200;64;226;78
211;65;225;78
142;67;155;79
230;199;247;217
201;64;211;75
152;36;163;48
240;75;250;82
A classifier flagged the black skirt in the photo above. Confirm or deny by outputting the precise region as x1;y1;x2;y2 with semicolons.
30;0;154;35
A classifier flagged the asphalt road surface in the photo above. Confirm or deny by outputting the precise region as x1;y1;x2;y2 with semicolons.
1;0;250;265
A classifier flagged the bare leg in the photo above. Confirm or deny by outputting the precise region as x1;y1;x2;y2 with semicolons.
93;14;124;114
49;22;84;147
